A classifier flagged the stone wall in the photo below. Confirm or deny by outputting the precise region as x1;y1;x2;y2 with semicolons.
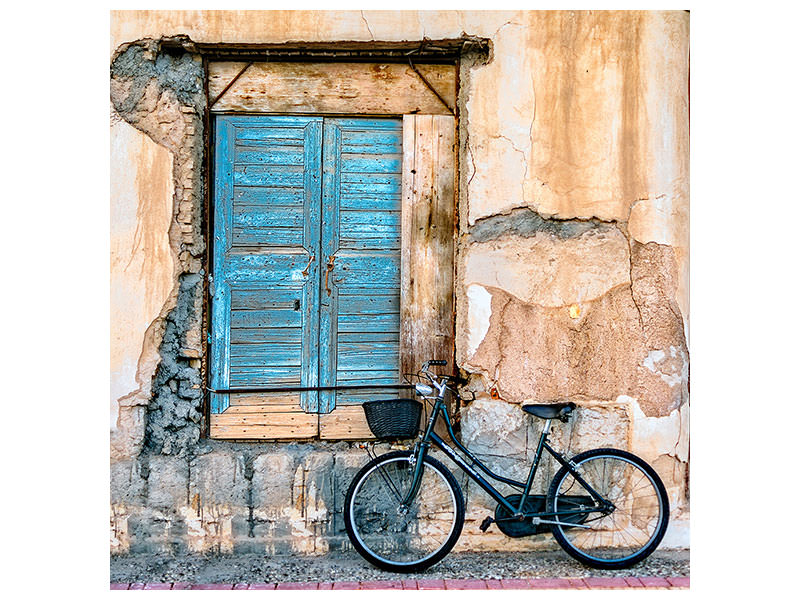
110;10;689;554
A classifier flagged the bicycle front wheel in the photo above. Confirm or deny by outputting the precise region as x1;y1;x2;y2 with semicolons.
546;448;670;569
344;450;465;573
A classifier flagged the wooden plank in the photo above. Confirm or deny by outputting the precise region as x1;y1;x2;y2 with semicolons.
210;117;235;413
222;403;303;413
210;407;318;439
229;392;300;406
209;62;455;115
319;404;375;440
400;115;456;377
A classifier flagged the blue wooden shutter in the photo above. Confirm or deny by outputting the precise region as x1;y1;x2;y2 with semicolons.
210;116;323;414
319;118;403;412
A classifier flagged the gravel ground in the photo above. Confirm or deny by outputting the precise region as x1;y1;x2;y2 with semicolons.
111;549;688;584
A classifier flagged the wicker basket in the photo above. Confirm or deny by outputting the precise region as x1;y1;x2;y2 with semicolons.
362;399;423;440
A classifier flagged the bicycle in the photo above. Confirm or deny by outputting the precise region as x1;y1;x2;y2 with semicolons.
343;360;670;573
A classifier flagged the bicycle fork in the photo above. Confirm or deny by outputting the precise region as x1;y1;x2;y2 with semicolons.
399;392;445;508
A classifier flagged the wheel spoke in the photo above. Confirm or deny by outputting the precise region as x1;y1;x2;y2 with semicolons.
346;454;463;571
548;451;668;568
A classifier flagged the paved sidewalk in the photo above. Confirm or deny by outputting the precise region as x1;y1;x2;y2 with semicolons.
111;576;689;590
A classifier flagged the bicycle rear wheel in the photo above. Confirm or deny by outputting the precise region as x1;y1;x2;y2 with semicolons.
546;448;669;569
344;450;464;573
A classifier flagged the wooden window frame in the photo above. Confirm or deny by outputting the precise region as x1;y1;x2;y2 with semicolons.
203;59;458;441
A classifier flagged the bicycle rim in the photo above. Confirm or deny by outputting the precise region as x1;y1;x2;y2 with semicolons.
550;453;667;566
348;456;459;569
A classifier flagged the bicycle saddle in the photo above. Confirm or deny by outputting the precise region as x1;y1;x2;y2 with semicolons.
521;402;576;420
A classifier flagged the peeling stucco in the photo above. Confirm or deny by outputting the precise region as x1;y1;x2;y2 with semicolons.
110;38;206;461
466;284;492;358
110;10;690;554
463;225;630;308
461;238;688;418
110;117;174;431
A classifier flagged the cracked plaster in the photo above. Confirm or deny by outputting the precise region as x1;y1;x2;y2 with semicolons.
460;240;688;418
110;10;690;552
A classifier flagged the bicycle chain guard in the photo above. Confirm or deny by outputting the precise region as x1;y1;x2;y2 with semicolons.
494;494;549;537
493;494;595;538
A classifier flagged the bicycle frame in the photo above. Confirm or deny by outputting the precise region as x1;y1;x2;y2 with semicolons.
403;390;611;523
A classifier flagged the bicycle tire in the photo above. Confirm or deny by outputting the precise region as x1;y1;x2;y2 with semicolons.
546;448;670;569
344;450;465;573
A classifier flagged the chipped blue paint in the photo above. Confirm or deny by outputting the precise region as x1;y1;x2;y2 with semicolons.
211;116;402;416
211;115;322;413
319;118;402;411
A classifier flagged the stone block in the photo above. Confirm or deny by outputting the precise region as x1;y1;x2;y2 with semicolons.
285;452;335;553
126;506;186;554
460;397;529;461
146;455;189;509
251;451;295;547
545;403;630;456
252;451;295;515
111;460;146;505
331;448;369;535
189;450;249;507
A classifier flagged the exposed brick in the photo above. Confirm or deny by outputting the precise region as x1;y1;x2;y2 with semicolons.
110;583;129;590
639;577;671;588
567;579;588;588
417;578;446;590
667;577;690;588
584;577;629;589
401;579;418;590
360;581;403;589
332;581;360;590
624;577;645;587
277;582;318;590
444;579;488;590
143;583;172;590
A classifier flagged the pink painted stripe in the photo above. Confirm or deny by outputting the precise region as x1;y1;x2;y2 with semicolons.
443;579;488;590
171;582;191;590
332;581;360;590
584;577;631;589
416;578;446;590
276;582;318;590
359;580;403;589
111;577;689;590
527;578;574;589
639;576;672;588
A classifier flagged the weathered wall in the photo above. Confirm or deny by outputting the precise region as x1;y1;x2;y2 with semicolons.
110;10;689;554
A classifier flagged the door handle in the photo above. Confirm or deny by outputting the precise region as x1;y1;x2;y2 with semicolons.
300;254;314;278
324;255;336;296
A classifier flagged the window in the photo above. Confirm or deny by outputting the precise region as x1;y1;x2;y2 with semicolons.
207;61;456;440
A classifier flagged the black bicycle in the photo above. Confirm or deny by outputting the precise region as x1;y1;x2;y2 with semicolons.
344;360;670;573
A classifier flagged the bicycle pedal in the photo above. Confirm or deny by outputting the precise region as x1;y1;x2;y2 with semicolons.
479;516;494;532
